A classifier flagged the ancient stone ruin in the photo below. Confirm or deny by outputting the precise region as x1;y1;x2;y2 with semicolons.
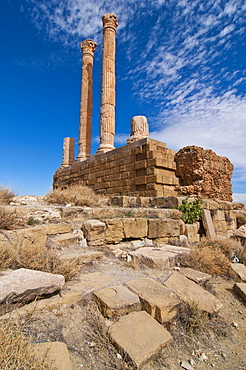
53;13;234;202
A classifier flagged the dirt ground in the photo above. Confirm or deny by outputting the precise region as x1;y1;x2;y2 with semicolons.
20;254;246;370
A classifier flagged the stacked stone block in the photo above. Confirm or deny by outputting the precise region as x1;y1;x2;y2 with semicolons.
53;138;179;197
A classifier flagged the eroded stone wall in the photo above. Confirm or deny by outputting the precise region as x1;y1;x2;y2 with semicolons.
53;138;179;197
174;146;233;202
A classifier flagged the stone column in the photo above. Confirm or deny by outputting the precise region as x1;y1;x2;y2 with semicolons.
77;39;97;161
61;137;75;168
97;13;118;153
127;116;149;144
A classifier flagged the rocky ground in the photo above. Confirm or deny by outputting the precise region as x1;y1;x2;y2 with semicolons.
1;196;246;370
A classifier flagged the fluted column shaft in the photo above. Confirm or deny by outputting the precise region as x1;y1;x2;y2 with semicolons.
97;13;118;153
77;39;97;161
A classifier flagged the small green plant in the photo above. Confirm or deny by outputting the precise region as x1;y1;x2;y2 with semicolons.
26;216;41;226
179;197;203;224
124;211;134;217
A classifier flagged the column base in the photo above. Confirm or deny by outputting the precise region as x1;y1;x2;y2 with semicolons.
96;144;115;154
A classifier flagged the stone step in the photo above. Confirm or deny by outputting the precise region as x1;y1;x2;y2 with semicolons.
93;285;141;318
59;250;104;265
47;232;79;248
108;311;173;369
128;245;191;269
164;271;222;314
125;277;180;323
179;267;211;284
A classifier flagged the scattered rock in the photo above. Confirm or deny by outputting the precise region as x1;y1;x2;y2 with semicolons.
233;282;246;302
164;272;222;314
108;311;173;368
180;360;195;370
125;277;180;323
93;285;141;318
0;268;65;304
230;263;246;282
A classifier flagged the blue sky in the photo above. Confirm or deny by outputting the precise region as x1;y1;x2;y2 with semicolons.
0;0;245;203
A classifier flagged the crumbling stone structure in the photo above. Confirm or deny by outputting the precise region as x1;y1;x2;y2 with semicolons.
175;146;234;202
55;13;234;202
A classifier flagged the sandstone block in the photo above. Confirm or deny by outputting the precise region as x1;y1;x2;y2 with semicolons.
148;219;181;238
108;311;173;368
105;219;124;243
179;267;211;284
202;209;216;240
82;219;106;246
164;272;222;314
44;223;72;235
68;272;116;294
129;245;190;270
230;263;246;282
31;341;72;370
47;232;79;248
122;218;148;239
0;268;65;304
233;282;246;302
93;285;141;318
125;277;180;323
184;223;200;243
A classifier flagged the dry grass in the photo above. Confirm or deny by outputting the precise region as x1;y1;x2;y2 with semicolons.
0;206;25;230
180;238;246;277
46;185;104;207
0;320;57;370
180;239;239;278
0;186;16;205
0;237;79;281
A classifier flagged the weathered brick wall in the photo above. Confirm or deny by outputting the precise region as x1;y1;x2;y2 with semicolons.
53;138;179;197
174;146;233;202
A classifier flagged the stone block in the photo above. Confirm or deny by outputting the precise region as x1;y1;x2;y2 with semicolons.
233;283;246;302
93;285;141;318
0;268;65;304
108;311;172;369
122;218;148;239
82;219;106;246
184;223;200;243
47;232;79;248
44;223;72;235
164;272;222;314
125;277;180;323
105;219;124;244
148;219;181;238
230;263;246;282
211;210;226;221
179;267;211;284
31;342;72;370
202;210;216;240
213;220;228;234
129;245;191;270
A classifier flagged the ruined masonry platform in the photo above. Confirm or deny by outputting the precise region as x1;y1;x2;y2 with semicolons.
53;138;178;197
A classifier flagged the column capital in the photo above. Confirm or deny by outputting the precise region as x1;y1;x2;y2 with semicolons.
80;39;98;56
102;13;118;31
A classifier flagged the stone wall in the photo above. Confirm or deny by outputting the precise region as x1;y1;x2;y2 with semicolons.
174;146;233;202
53;138;179;197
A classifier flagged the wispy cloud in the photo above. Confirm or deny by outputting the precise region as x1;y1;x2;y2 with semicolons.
23;0;246;189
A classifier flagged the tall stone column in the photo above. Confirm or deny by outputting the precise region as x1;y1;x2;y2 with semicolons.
76;39;97;161
97;13;118;153
61;137;75;168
